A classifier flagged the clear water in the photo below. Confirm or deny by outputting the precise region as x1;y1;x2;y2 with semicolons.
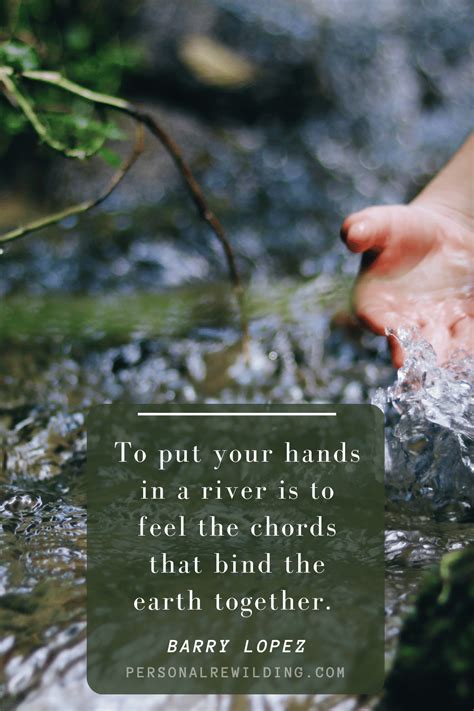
374;327;473;518
1;292;472;710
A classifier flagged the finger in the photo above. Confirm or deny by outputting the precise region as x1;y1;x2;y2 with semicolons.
354;280;417;367
356;302;413;368
388;334;405;369
340;206;395;254
451;315;474;352
358;309;410;368
356;305;391;335
420;321;452;365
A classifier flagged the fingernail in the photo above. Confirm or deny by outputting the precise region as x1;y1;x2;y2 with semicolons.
350;221;369;240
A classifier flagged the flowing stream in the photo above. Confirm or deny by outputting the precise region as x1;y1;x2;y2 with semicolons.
1;280;472;710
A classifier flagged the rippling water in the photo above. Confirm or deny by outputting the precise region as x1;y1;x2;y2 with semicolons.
374;328;473;518
1;287;472;710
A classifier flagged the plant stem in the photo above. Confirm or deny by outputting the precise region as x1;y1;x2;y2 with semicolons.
22;69;247;343
0;123;144;243
0;68;248;346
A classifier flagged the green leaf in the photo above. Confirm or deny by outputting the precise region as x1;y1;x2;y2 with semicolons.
101;122;126;141
0;41;39;72
99;146;122;168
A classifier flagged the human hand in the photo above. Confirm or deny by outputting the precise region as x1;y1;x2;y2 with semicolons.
341;202;473;366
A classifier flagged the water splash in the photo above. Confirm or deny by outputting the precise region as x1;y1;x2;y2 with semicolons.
373;327;473;518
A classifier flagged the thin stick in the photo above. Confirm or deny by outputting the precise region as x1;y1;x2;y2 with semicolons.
19;72;243;292
0;123;145;244
4;68;248;344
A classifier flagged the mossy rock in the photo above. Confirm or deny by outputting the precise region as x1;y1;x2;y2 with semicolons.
381;547;474;711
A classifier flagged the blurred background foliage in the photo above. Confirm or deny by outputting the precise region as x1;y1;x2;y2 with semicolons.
0;0;143;168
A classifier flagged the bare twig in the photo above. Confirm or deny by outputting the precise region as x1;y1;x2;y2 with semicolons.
0;123;144;244
0;67;248;345
20;72;243;291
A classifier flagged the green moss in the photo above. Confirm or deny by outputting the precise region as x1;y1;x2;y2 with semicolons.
381;547;474;711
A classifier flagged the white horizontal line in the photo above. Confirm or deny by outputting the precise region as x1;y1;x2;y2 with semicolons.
137;412;337;417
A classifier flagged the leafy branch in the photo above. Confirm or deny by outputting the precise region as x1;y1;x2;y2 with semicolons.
0;121;145;243
0;66;105;158
0;61;247;342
